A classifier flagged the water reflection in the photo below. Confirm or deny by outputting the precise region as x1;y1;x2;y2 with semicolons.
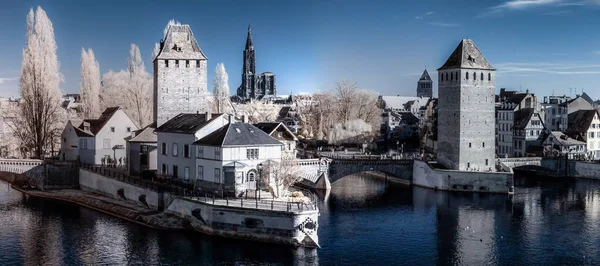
4;174;600;265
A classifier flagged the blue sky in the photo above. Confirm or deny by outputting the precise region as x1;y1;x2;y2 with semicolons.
0;0;599;100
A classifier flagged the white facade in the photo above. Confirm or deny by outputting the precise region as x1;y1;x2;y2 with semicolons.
513;113;545;157
541;96;570;132
586;112;600;160
61;108;138;165
157;115;232;180
59;121;80;161
195;145;282;194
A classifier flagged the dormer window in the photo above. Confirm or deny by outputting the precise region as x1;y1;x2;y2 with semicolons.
110;127;115;132
84;126;89;131
172;44;178;51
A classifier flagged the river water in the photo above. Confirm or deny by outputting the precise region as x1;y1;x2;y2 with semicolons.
2;174;600;265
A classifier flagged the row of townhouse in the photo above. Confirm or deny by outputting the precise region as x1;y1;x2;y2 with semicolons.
493;88;597;159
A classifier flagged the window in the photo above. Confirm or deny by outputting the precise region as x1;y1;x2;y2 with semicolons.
103;139;111;149
451;72;453;81
197;146;204;158
247;171;256;182
473;72;476;80
161;143;167;155
214;147;221;160
466;72;469;80
165;60;169;67
186;60;190;68
173;165;178;178
79;139;87;149
184;167;190;180
184;144;190;158
84;126;90;131
197;166;204;180
175;60;179;67
467;163;471;168
481;73;484;80
247;148;259;159
126;127;131;133
469;142;472;148
162;164;167;175
196;60;200;68
591;132;595;138
445;73;448;81
488;73;491;81
215;168;221;183
172;143;178;156
483;142;485;148
110;127;115;132
485;159;489;166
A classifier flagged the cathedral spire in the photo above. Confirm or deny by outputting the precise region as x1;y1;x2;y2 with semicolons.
245;25;254;50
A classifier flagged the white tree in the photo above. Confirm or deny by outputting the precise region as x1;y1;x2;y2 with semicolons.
101;44;153;128
247;100;280;123
212;63;233;114
262;158;303;199
328;119;373;145
80;48;101;119
13;6;65;159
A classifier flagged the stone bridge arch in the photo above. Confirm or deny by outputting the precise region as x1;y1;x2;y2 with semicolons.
0;159;46;187
328;159;413;183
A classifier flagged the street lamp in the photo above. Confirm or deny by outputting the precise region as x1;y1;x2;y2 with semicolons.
257;163;263;200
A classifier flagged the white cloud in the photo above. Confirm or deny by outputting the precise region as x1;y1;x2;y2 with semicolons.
478;0;598;18
0;77;17;84
495;0;560;10
496;62;600;75
415;11;434;20
429;22;461;27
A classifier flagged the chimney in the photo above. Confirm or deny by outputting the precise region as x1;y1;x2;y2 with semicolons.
242;115;248;124
205;112;212;120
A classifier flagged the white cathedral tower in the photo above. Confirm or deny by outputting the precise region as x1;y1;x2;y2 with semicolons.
153;24;210;127
437;39;496;171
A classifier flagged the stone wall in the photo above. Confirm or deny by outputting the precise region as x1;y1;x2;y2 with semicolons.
413;160;513;194
79;169;159;209
569;161;600;179
328;160;413;183
166;197;319;247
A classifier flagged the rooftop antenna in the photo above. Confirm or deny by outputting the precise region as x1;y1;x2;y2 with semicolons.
569;88;573;96
552;89;555;96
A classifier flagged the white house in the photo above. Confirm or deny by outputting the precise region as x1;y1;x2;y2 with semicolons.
512;108;545;157
543;131;586;159
254;122;298;159
567;110;600;160
60;107;137;165
193;122;283;197
125;123;157;177
156;113;234;181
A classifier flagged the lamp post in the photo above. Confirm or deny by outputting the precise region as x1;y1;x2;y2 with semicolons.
257;163;263;200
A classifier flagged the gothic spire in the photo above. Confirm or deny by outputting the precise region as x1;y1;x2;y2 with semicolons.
245;25;254;50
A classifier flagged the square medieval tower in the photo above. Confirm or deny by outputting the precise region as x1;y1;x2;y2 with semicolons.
437;39;496;171
154;24;209;127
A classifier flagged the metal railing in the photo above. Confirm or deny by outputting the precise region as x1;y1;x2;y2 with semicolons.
80;164;318;213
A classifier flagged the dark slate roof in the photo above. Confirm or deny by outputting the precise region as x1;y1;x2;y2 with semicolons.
391;112;419;124
581;92;594;105
253;122;280;135
513;108;535;130
568;110;598;133
277;106;292;120
156;113;223;134
128;122;157;143
77;107;121;135
74;125;93;137
193;122;282;147
419;69;432;81
438;39;495;70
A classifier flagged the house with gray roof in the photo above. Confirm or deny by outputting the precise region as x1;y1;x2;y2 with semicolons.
59;107;138;164
254;122;298;159
512;108;545;157
193;122;283;197
543;131;587;159
156;112;235;182
125;122;157;177
566;109;600;159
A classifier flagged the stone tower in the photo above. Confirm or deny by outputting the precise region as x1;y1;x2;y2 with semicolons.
236;26;277;101
417;69;433;98
436;39;496;171
154;24;209;127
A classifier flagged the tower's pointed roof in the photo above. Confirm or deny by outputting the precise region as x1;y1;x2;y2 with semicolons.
245;25;254;50
156;24;207;61
438;39;495;70
419;69;432;81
